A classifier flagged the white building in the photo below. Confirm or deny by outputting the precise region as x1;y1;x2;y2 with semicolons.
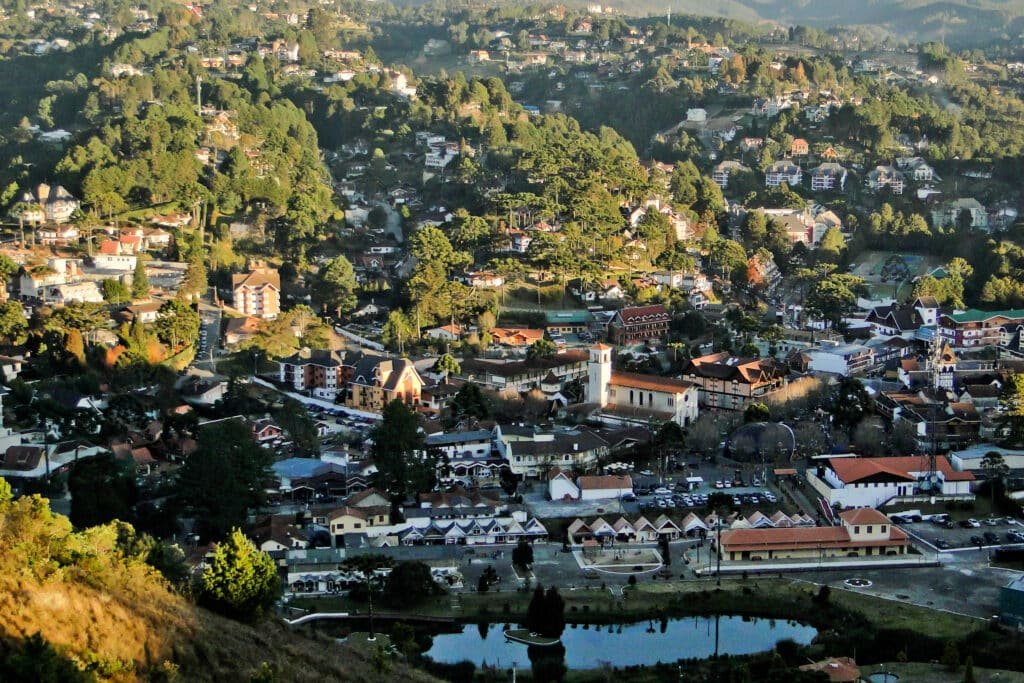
764;161;802;188
805;341;874;376
578;474;633;501
548;467;580;500
806;455;975;509
588;344;699;427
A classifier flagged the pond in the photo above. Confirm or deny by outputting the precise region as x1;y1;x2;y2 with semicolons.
424;616;817;670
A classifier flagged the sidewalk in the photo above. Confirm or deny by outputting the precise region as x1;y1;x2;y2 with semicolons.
693;555;939;576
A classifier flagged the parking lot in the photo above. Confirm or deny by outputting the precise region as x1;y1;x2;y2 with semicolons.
891;512;1024;551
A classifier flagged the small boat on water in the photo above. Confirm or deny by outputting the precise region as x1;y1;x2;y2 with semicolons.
503;628;561;647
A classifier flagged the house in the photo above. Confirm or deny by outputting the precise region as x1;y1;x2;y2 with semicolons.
347;356;424;413
876;390;980;451
712;160;748;189
92;253;137;272
224;316;261;346
468;49;490;63
806;455;974;508
251;515;310;552
37;224;80;245
805;341;874;376
231;265;280;319
495;424;609;478
548;466;580;500
681;352;789;411
587;344;699;427
865;165;905;195
252;419;283;442
717;508;910;562
17;183;80;223
425;324;464;342
746;252;781;291
578;474;633;501
490;327;544;347
896;157;938;182
865;304;924;339
999;575;1024;629
44;281;103;306
607;304;670;345
181;379;227;406
931;198;988;231
764;161;802;188
789;138;809;157
939;309;1024;348
544;310;594;335
810;163;848;191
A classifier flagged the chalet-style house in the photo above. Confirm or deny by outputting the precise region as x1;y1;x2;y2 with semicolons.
681;352;788;411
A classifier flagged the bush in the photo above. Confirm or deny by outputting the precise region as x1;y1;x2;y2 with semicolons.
628;575;637;586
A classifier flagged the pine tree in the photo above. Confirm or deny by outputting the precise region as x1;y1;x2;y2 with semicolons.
199;529;280;621
131;259;150;300
65;328;86;367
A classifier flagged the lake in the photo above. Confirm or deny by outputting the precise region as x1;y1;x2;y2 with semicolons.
424;616;817;669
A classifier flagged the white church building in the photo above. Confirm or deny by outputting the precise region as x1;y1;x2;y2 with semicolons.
587;344;699;427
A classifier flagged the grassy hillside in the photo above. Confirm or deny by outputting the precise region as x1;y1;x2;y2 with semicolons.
0;481;438;682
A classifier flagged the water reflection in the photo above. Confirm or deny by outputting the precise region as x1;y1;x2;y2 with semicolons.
425;616;816;670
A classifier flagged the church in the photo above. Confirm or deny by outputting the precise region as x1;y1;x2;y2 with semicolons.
587;344;699;427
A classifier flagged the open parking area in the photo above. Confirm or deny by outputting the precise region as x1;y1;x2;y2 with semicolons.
891;512;1024;551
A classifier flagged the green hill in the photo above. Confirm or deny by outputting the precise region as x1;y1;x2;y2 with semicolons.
0;479;438;682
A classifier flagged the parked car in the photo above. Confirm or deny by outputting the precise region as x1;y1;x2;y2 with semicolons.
653;487;672;496
934;539;951;550
970;535;984;546
983;531;1000;544
983;518;999;526
967;519;982;528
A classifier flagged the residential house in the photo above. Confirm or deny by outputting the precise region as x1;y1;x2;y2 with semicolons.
490;327;544;347
544;310;595;335
607;304;671;345
425;324;464;342
896;157;938;181
747;252;781;291
548;466;580;500
865;165;905;195
764;161;802;188
876;389;981;451
789;138;809;157
252;419;283;442
865;303;925;339
931;198;988;231
17;183;80;223
588;344;700;427
231;265;280;319
224;316;261;346
681;352;789;411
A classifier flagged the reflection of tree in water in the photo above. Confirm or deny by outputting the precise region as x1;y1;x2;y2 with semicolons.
477;621;488;640
528;643;567;683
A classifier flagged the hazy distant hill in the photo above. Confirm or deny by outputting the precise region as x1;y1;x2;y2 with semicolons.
594;0;1024;45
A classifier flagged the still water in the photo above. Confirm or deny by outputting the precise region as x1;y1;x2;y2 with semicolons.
425;616;817;669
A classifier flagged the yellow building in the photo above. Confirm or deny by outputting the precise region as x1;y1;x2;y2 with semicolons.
717;508;909;562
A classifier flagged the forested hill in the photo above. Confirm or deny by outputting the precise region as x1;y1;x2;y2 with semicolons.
0;479;438;682
603;0;1024;46
393;0;1024;47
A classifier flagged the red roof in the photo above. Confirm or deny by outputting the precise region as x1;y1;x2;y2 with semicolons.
828;456;974;484
99;239;120;255
617;304;669;324
609;370;694;394
578;474;632;490
720;525;908;553
838;508;891;526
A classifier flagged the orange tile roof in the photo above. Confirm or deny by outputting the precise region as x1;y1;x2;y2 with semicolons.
720;525;908;553
578;474;632;490
609;370;694;394
838;508;891;526
829;456;974;483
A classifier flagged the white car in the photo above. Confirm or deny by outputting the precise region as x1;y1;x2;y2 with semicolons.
653;487;672;496
967;519;981;528
714;480;724;489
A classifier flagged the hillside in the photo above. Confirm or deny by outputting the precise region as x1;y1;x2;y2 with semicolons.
0;480;438;682
584;0;1024;45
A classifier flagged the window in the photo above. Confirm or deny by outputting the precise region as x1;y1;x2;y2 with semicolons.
854;526;860;534
880;525;887;533
867;526;873;533
667;397;674;406
629;389;634;404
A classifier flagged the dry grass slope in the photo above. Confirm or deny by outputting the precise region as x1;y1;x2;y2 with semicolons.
0;485;438;682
